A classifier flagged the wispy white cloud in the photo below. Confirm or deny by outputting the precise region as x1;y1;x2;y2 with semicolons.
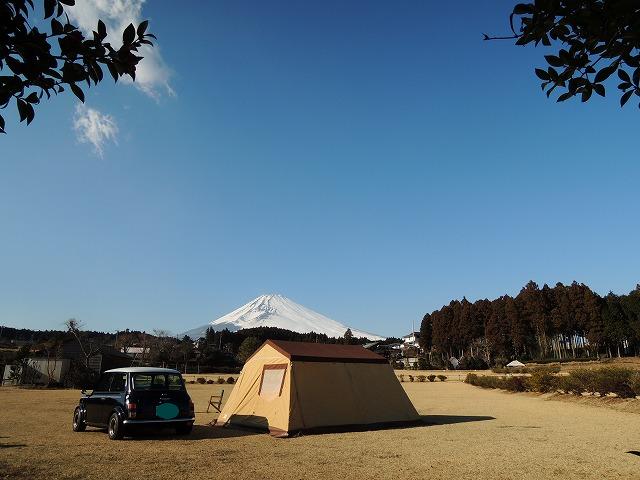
73;105;119;157
66;0;174;100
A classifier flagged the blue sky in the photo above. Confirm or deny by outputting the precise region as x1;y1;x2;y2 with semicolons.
1;1;638;338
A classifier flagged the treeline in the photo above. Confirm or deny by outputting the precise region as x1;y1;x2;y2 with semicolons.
195;326;374;367
199;326;371;350
419;281;640;365
1;323;378;373
0;326;122;345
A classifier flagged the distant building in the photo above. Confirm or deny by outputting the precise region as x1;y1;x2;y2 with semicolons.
2;340;132;386
400;332;423;368
121;346;149;355
402;332;420;348
2;358;71;385
362;342;403;363
120;345;150;366
60;340;132;373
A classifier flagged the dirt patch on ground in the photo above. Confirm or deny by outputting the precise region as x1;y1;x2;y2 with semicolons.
1;382;639;479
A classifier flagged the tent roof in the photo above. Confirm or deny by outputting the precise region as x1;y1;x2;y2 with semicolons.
506;360;525;367
265;339;388;364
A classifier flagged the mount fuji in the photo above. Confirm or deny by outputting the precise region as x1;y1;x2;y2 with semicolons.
182;294;384;340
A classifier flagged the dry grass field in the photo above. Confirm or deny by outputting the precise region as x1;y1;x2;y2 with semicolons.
2;381;640;480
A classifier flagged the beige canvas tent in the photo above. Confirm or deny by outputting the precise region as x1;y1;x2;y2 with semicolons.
216;339;420;437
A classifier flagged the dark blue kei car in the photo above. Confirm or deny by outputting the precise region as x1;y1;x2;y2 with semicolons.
72;367;195;440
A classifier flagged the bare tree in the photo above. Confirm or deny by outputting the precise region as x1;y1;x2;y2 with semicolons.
64;318;100;368
150;329;173;368
42;338;62;385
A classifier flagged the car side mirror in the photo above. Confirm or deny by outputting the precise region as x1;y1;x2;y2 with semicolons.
81;385;94;396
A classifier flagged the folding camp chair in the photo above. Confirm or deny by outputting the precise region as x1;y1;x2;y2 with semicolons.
207;390;224;413
205;390;224;426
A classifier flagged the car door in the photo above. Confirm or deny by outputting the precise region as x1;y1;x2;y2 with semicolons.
85;373;112;425
104;373;127;422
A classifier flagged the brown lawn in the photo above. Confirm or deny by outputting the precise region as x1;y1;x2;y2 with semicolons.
1;381;639;480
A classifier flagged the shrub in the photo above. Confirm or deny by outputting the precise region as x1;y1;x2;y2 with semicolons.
187;380;195;384
528;371;556;393
196;377;207;384
554;375;583;395
465;373;478;384
206;379;215;384
493;357;508;368
631;372;640;397
398;374;405;382
416;375;426;382
465;374;500;389
492;366;533;374
417;357;430;370
408;375;414;382
437;375;447;382
534;356;598;364
557;367;637;398
595;367;635;398
429;355;446;369
217;377;225;384
504;376;527;392
531;365;561;374
568;369;598;395
458;356;489;370
226;376;235;384
427;375;436;382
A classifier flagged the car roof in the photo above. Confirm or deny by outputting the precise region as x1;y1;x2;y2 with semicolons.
103;367;181;374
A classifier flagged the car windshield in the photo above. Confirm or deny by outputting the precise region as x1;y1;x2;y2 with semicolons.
132;373;184;391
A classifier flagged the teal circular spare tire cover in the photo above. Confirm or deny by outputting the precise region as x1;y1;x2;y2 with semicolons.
156;403;179;419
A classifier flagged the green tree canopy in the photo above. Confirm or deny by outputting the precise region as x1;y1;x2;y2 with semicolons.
343;328;354;345
236;336;262;364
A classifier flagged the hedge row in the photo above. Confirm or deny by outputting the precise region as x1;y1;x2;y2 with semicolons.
189;376;235;385
466;367;640;398
491;365;561;375
398;374;447;383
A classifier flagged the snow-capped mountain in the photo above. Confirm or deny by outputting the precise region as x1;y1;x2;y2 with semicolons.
182;294;384;340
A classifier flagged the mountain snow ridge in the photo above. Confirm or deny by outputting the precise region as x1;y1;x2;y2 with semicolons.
182;294;384;340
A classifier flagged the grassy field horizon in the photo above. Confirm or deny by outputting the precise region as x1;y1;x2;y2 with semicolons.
2;380;640;479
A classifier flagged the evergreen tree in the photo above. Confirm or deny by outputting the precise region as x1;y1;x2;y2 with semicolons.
236;337;262;364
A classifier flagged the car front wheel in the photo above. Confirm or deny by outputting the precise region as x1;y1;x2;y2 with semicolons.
107;413;124;440
72;407;86;432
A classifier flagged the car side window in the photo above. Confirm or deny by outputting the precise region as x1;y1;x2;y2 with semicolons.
152;375;166;388
110;374;126;392
133;374;152;390
167;374;183;390
94;374;112;392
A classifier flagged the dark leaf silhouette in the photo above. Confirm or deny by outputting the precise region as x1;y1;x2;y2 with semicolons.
620;90;633;107
123;23;136;45
486;2;640;110
0;0;157;132
70;83;84;103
